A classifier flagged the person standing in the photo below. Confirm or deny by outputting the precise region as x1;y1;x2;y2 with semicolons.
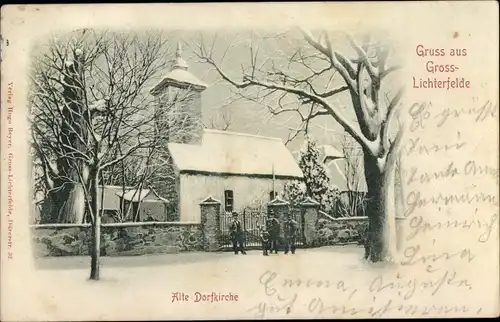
284;216;298;255
260;224;270;256
268;216;280;254
229;211;246;255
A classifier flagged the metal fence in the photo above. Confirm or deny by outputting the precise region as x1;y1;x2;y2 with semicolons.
219;207;304;250
290;206;305;247
219;210;265;250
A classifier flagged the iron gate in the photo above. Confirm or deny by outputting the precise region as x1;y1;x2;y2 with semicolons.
219;210;265;250
290;206;305;247
219;207;304;250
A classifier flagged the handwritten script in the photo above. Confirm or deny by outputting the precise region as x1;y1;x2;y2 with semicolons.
247;95;498;318
247;268;478;318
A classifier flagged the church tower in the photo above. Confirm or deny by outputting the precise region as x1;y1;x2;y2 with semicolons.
149;43;207;221
150;42;208;144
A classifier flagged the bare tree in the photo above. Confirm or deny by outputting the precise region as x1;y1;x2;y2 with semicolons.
339;133;366;217
192;29;404;262
100;99;198;223
30;29;194;279
208;104;233;131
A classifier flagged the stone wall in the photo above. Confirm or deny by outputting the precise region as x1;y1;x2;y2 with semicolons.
314;213;368;246
32;222;202;257
32;198;370;257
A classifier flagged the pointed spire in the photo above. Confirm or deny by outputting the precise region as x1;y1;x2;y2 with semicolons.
173;41;188;70
150;40;208;96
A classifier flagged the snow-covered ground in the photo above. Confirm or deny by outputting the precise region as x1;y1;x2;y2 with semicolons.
5;245;497;320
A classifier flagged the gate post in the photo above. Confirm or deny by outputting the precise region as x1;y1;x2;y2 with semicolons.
200;196;221;252
300;197;320;247
268;196;290;246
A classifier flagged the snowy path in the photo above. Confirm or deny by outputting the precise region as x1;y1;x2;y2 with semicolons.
8;245;494;320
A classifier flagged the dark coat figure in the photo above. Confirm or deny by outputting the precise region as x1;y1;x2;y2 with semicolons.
229;212;246;255
284;218;298;254
260;227;270;256
267;217;280;254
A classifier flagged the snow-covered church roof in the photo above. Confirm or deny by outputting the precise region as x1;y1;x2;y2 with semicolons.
150;42;207;95
168;129;304;179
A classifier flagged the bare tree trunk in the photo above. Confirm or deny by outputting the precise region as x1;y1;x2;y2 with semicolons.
57;49;87;224
364;154;397;262
133;184;144;222
44;186;68;223
89;167;100;280
45;181;85;224
63;183;86;224
381;158;398;260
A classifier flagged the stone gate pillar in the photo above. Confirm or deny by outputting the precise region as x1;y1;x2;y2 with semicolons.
267;196;290;242
200;196;221;252
300;197;320;247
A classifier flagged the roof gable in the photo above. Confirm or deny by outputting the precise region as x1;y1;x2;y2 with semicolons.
168;129;303;178
116;188;169;203
151;69;208;94
321;144;344;162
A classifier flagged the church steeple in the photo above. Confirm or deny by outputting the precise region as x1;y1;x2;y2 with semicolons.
173;42;188;71
150;41;208;96
150;39;208;145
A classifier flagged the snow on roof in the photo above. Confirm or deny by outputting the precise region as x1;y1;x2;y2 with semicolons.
321;144;343;161
168;129;304;179
164;68;207;88
115;188;169;203
151;69;208;94
150;43;208;94
117;189;151;202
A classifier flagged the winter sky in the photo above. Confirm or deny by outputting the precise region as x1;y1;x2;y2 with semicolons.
33;28;402;155
159;29;362;154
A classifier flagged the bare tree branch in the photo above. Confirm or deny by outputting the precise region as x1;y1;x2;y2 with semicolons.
380;87;404;156
30;29;192;224
299;28;357;91
345;34;377;80
194;44;376;154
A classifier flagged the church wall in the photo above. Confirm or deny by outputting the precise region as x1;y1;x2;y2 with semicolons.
150;85;204;221
154;86;204;145
178;173;289;222
182;90;203;145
